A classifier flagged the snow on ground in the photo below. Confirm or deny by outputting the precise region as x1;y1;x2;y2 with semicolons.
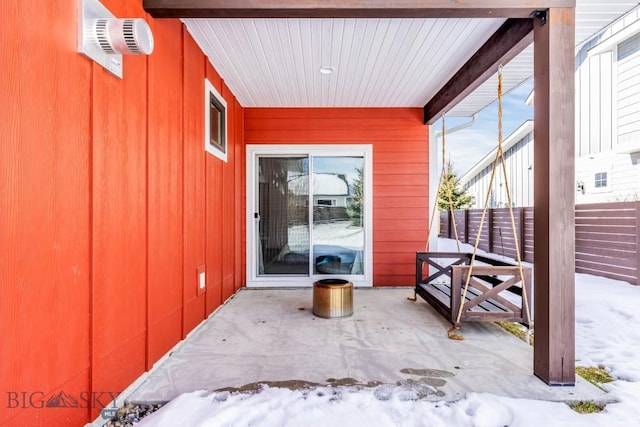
287;221;364;252
138;239;640;427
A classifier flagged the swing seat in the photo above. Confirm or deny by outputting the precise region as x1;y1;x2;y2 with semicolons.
415;252;532;326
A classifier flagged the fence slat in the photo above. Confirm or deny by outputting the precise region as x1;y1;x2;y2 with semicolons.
575;231;636;243
439;202;640;286
576;252;638;268
636;202;640;286
576;239;636;252
576;217;636;226
576;225;636;235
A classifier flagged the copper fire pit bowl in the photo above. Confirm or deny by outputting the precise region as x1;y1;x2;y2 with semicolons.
312;279;353;318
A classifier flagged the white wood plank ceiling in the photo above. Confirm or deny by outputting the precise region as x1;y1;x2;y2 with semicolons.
183;1;640;117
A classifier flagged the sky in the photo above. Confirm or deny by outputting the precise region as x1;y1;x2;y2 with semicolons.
137;237;640;427
433;79;534;177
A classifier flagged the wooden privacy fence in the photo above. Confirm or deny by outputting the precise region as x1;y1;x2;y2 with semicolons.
439;202;640;285
440;207;535;263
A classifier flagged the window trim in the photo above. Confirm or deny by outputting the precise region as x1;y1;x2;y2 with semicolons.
592;168;612;194
204;78;228;162
594;171;608;188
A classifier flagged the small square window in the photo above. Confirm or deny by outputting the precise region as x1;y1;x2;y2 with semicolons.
204;79;227;162
594;172;607;188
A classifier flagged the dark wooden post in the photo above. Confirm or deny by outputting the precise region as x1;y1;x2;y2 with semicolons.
519;207;526;260
533;7;576;385
450;266;462;325
464;209;470;244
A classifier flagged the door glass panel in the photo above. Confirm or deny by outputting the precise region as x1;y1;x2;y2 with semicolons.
257;157;309;275
312;156;364;275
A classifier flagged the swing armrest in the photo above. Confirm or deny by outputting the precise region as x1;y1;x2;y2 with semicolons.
450;265;533;325
416;251;472;285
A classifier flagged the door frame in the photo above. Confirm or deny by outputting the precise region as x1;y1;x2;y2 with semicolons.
246;144;373;287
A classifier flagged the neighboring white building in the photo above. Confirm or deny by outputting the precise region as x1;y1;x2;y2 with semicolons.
461;6;640;206
575;9;640;203
289;173;351;207
461;121;534;208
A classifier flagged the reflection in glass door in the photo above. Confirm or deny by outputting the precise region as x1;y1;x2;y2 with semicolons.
312;156;364;275
249;145;372;286
257;156;309;275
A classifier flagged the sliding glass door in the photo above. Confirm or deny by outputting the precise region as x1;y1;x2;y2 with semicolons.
257;156;310;275
247;145;372;287
311;156;364;275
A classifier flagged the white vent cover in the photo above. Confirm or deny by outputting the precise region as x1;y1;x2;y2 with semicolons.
78;0;154;78
94;18;154;55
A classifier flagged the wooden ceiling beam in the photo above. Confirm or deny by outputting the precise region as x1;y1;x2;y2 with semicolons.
423;17;534;124
143;1;574;19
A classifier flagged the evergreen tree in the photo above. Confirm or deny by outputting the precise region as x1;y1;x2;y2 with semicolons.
438;161;473;210
347;167;364;226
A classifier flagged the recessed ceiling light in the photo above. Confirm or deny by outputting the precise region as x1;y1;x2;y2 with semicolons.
320;66;334;75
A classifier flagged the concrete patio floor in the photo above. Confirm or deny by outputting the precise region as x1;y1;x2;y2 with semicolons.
126;288;605;405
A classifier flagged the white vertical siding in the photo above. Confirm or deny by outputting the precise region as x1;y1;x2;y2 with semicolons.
617;32;640;146
464;131;534;208
600;51;614;152
576;46;614;156
573;8;640;202
576;46;588;157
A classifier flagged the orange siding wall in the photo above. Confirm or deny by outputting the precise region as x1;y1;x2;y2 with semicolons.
244;108;429;285
91;0;149;416
235;103;247;291
147;18;185;369
205;66;224;315
0;2;245;425
183;30;208;336
1;2;92;426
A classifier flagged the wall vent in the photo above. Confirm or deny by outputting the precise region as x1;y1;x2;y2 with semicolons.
94;18;154;55
78;0;154;79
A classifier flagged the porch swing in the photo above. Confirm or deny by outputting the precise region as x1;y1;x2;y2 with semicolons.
410;66;533;340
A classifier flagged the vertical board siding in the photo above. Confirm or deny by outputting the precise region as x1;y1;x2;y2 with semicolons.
222;84;236;302
1;3;245;425
617;32;640;146
576;42;615;157
182;30;207;335
589;54;602;154
244;108;428;286
235;103;247;291
575;13;640;159
464;130;534;209
147;19;185;367
91;0;149;417
205;63;224;315
0;1;92;425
